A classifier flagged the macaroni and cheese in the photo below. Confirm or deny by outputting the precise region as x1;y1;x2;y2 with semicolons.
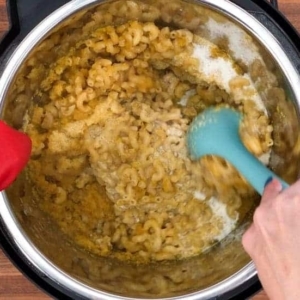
23;19;273;263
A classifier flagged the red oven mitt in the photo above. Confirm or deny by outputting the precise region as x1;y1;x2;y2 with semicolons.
0;121;32;191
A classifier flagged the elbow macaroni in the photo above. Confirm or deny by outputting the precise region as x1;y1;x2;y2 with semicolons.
24;18;274;263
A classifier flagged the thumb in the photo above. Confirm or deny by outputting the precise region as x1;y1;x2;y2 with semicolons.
260;178;282;206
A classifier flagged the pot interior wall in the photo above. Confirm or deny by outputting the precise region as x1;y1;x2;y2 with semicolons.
1;0;300;298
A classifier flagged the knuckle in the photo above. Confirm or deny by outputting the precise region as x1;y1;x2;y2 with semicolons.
253;206;265;225
241;232;250;250
271;195;285;217
290;194;300;206
242;226;254;254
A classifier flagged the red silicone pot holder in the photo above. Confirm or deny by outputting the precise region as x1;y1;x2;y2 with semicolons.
0;121;32;191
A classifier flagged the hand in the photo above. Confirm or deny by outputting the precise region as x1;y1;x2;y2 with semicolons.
242;179;300;300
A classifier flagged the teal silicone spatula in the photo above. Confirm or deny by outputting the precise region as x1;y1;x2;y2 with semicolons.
186;107;289;195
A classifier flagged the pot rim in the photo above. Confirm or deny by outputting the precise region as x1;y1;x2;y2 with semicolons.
0;0;300;299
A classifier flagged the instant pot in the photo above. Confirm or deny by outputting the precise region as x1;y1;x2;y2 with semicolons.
0;0;300;299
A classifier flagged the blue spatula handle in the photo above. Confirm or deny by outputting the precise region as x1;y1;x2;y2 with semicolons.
223;142;289;195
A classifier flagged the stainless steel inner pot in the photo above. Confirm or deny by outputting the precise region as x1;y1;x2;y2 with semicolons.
1;0;300;299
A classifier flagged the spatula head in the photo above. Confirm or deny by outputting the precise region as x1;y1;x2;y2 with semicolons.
187;107;242;160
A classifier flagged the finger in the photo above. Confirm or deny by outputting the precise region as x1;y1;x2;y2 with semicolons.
243;224;284;300
260;178;282;206
242;223;257;255
243;222;284;300
253;250;285;300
